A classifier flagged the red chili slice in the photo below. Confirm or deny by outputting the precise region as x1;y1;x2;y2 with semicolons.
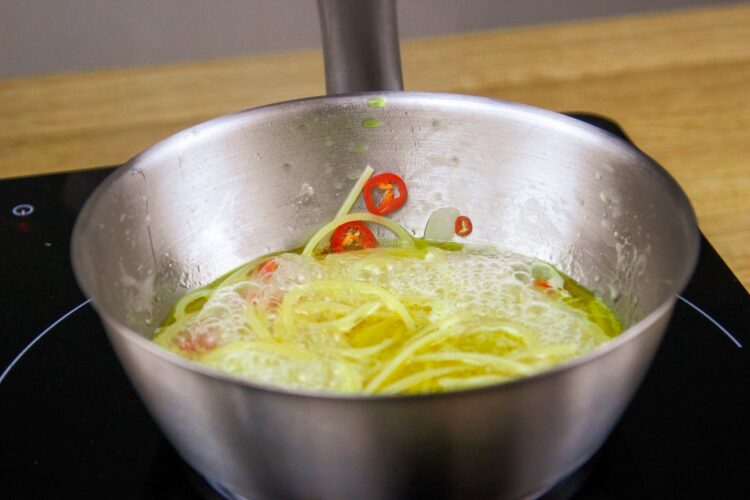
330;221;377;253
454;215;473;237
363;173;408;215
257;259;278;276
533;279;552;289
177;327;218;354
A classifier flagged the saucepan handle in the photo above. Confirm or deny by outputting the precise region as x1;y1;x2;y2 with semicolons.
317;0;404;95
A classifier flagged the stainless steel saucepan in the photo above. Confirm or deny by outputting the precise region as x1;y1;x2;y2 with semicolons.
72;1;699;498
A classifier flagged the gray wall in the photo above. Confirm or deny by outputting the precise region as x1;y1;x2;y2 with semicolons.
0;0;739;78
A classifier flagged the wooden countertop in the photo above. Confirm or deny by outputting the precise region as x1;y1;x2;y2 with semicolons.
1;4;749;291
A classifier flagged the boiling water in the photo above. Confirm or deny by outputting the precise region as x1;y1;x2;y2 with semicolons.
153;244;621;394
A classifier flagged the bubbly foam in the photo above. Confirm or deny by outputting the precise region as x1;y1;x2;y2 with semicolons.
155;245;618;392
259;248;601;349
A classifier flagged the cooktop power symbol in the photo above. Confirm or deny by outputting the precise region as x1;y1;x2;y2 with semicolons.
11;204;34;217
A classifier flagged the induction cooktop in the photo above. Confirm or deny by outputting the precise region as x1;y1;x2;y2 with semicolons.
1;114;747;499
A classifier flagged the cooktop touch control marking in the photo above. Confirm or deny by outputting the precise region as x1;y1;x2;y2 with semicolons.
11;204;34;217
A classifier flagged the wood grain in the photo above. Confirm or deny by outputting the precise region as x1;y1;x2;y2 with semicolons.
1;4;749;291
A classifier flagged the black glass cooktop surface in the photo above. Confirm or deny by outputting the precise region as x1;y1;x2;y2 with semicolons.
1;114;747;499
